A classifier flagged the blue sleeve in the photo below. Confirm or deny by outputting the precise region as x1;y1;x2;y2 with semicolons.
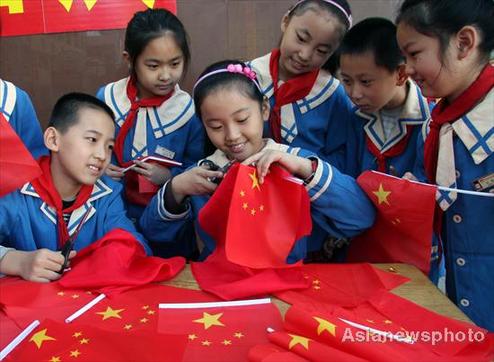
305;158;376;238
0;195;15;246
11;87;47;158
171;114;205;177
412;123;428;182
102;179;152;255
344;111;363;178
138;181;193;243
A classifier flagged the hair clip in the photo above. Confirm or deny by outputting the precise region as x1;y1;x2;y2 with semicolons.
226;64;257;81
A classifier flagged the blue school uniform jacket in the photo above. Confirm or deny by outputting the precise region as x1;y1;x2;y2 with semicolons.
346;81;430;178
139;139;375;261
96;78;205;219
248;53;354;171
0;79;47;158
414;88;494;331
0;176;151;255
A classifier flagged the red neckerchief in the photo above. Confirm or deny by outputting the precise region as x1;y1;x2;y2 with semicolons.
424;64;494;183
31;156;93;248
366;125;414;173
268;49;319;143
113;76;174;165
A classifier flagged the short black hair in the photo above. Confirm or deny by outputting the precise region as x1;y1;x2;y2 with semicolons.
397;0;494;63
125;8;190;75
340;17;404;72
48;92;114;134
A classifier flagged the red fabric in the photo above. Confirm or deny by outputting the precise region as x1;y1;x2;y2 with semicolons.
199;163;312;269
346;171;436;274
0;309;23;352
30;156;93;248
248;343;309;362
191;247;309;300
268;49;319;143
4;318;186;362
0;113;41;197
158;300;284;362
424;64;494;184
58;228;185;295
275;263;409;308
366;125;414;172
268;330;366;362
113;76;173;205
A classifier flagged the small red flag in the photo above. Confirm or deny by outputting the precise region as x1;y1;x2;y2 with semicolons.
248;343;309;362
0;113;41;197
347;171;437;274
158;299;284;362
275;263;409;308
199;163;312;269
58;228;185;295
4;318;186;362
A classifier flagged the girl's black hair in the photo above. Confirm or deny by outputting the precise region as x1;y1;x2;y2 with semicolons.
125;8;191;74
396;0;494;63
286;0;352;71
340;18;404;73
193;60;265;156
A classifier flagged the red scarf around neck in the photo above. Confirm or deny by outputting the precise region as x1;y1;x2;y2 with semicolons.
268;49;319;143
31;156;93;248
366;125;415;173
113;76;174;165
424;64;494;183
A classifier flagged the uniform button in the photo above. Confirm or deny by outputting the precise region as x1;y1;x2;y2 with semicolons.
460;298;470;307
453;214;462;223
456;257;465;266
455;170;460;179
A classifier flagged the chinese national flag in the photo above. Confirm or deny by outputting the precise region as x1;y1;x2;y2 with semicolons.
4;318;186;362
266;330;366;362
275;263;409;308
0;113;41;197
248;343;309;362
158;299;284;362
347;171;436;274
58;228;185;295
199;163;312;269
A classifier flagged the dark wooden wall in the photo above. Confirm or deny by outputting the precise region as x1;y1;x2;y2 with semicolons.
0;0;399;128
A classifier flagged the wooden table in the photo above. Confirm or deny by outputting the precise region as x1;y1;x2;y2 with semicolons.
164;263;472;324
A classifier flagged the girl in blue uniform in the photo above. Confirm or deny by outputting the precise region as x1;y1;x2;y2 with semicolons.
97;8;204;221
0;93;149;283
0;79;46;158
397;0;494;331
139;60;375;263
248;0;354;171
339;18;430;178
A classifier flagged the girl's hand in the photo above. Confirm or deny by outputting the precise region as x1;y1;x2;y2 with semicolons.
402;172;418;181
133;161;172;186
171;165;223;204
242;150;312;184
106;163;125;180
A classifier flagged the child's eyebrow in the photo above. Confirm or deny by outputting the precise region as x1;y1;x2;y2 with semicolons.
231;107;250;116
402;41;415;51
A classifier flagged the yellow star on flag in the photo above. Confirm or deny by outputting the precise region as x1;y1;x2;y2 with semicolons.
234;332;244;338
288;334;310;350
242;202;248;210
72;332;82;338
49;356;60;362
193;312;225;330
142;0;155;8
313;316;336;336
96;306;124;320
80;338;89;345
57;291;65;296
222;339;232;346
249;170;261;191
70;349;81;357
30;328;56;349
188;334;197;340
240;190;245;197
140;318;149;323
373;183;391;205
124;324;133;330
202;340;212;346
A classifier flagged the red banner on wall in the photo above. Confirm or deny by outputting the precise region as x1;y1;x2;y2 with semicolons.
0;0;177;37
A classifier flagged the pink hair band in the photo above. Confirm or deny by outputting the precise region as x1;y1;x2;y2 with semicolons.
290;0;352;27
193;64;262;93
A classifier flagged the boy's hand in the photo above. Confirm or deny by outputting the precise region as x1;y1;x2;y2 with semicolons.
171;166;223;204
106;163;125;180
242;150;312;184
133;161;172;186
0;249;76;283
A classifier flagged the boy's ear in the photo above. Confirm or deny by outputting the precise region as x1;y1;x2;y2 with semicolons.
456;26;477;60
44;127;61;152
396;64;408;86
261;97;271;121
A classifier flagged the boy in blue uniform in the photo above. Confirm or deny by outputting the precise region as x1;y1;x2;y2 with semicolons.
0;79;47;158
339;18;430;178
0;93;150;283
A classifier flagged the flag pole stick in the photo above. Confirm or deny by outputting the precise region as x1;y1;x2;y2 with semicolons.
0;320;40;361
65;293;106;323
